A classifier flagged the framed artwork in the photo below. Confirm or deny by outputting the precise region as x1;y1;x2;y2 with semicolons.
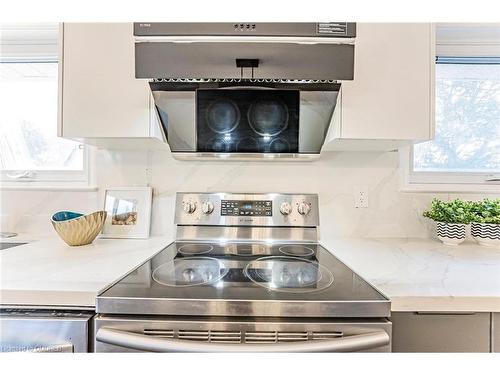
101;187;153;239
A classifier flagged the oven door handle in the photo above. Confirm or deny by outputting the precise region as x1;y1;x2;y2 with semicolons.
96;327;389;352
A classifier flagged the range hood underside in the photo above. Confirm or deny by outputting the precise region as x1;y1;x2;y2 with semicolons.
168;152;322;161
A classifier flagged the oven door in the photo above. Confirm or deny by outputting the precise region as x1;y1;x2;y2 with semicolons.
94;315;391;353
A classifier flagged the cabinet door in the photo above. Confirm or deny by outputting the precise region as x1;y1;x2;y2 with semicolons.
339;23;434;141
60;23;151;139
392;312;490;352
494;313;500;353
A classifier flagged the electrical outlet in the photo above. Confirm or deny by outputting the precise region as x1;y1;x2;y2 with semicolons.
354;186;369;208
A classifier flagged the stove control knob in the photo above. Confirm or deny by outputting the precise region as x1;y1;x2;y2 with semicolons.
182;201;197;214
297;202;311;216
280;202;292;215
201;201;214;215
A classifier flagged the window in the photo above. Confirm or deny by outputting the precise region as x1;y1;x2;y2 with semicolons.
403;24;500;191
0;23;88;186
413;58;500;176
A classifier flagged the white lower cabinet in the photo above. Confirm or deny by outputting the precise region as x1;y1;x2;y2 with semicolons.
391;312;491;352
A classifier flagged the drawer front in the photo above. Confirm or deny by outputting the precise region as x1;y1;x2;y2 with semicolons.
392;312;491;353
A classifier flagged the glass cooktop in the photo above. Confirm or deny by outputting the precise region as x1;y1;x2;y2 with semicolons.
97;242;390;318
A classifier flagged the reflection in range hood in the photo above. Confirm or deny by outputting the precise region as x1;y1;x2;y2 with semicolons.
134;23;356;161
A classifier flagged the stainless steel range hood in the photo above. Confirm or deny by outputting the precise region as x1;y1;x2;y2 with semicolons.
134;23;356;161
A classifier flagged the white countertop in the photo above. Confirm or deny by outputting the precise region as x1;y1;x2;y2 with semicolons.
1;235;499;312
0;235;172;308
322;238;500;313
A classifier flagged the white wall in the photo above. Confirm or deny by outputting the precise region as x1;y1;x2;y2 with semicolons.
1;148;498;241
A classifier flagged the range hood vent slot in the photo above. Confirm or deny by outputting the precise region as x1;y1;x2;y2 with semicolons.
151;78;339;84
149;78;341;92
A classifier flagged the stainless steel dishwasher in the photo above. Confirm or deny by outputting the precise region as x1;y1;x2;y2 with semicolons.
0;309;94;352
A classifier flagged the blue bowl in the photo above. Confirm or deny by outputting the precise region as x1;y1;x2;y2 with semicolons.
52;211;84;222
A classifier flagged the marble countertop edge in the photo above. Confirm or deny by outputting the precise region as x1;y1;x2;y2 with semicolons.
1;236;499;312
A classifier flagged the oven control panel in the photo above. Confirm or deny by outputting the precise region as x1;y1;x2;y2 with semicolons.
174;193;319;227
221;200;272;217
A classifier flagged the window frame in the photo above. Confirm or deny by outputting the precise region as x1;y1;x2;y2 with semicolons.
401;25;500;193
0;23;92;189
0;145;90;186
400;146;500;193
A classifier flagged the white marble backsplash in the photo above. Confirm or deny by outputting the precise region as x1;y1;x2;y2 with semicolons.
1;148;499;238
0;190;99;235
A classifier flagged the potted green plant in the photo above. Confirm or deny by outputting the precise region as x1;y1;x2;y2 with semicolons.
423;198;473;246
470;198;500;247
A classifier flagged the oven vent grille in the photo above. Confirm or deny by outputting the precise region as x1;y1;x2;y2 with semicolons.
245;331;343;343
245;331;281;343
143;329;174;338
312;331;344;340
143;329;344;344
178;330;242;343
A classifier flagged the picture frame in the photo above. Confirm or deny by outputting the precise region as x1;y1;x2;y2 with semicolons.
101;187;153;239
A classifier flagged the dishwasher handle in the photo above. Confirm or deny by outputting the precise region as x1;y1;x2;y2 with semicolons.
96;327;389;353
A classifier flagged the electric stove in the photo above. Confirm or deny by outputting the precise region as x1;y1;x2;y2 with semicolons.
94;193;391;352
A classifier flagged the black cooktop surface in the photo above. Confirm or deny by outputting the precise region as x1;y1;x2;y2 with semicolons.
97;242;389;318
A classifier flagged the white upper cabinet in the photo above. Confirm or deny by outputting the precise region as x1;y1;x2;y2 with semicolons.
59;23;165;149
324;23;435;151
59;23;434;152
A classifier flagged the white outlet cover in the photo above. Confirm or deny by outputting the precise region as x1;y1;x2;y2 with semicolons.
353;186;369;208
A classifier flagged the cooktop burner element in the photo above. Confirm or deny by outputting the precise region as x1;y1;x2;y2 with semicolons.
206;137;232;153
177;243;214;255
279;245;315;257
248;98;289;137
244;256;334;293
268;138;290;153
152;256;228;287
205;98;240;134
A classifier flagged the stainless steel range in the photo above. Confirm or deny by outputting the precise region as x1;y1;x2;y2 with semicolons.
94;193;391;352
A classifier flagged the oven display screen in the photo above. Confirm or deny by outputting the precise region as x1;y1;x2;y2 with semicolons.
221;200;272;217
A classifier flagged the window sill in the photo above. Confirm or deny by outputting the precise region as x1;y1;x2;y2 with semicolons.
399;147;500;194
0;184;98;192
400;182;500;193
